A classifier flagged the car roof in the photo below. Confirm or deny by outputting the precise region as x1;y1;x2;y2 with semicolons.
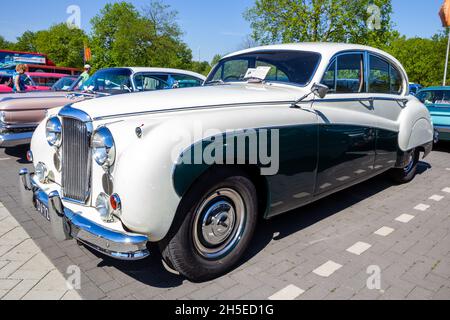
100;67;206;80
224;42;398;60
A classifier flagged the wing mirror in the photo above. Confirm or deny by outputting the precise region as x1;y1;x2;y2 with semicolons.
312;83;329;99
291;83;329;108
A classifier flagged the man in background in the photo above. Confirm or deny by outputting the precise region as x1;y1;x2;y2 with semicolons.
79;64;92;87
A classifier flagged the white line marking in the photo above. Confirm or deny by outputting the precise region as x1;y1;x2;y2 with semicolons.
395;214;415;223
429;195;444;202
313;261;342;277
0;158;11;161
336;176;350;182
354;169;366;174
320;183;332;189
414;204;430;212
293;192;310;199
442;188;450;194
268;285;305;300
374;226;395;237
346;242;372;255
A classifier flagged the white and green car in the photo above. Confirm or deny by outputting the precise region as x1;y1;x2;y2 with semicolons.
20;43;434;282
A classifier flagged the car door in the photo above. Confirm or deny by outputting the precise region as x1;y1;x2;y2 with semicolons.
367;54;406;169
314;52;378;195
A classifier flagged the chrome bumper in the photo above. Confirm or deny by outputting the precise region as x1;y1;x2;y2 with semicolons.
0;131;33;147
434;125;450;134
19;168;150;261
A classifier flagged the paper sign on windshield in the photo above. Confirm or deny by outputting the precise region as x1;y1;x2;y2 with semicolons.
244;66;271;80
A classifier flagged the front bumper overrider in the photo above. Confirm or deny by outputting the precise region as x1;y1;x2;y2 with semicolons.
19;168;150;261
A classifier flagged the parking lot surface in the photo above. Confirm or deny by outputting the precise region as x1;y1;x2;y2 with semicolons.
0;143;449;300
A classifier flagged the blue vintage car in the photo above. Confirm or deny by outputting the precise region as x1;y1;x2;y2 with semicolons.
416;86;450;141
409;83;423;96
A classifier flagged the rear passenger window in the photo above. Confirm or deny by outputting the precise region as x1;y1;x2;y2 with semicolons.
390;65;403;95
322;54;365;94
369;55;404;95
369;56;390;94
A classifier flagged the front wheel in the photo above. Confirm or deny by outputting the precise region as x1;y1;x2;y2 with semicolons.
159;168;258;282
389;149;420;184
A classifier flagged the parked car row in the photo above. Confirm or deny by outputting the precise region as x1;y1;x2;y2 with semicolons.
0;67;205;147
17;43;434;281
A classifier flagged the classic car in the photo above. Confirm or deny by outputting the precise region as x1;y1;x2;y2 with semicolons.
27;72;70;88
409;83;423;96
416;86;450;141
0;67;206;147
0;72;50;93
50;76;79;92
20;43;434;282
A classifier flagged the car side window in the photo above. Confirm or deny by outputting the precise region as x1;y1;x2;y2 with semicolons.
134;74;169;91
369;55;390;94
321;60;336;92
170;74;203;88
334;54;365;94
390;65;403;94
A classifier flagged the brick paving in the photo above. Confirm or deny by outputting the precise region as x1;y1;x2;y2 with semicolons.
0;143;449;300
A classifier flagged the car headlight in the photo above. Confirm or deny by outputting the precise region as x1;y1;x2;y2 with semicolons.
35;162;48;183
92;127;116;167
46;117;62;147
95;193;113;222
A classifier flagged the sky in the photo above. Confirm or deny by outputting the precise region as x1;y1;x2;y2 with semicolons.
0;0;445;62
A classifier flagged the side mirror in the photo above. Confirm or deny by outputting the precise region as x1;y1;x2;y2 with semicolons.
312;83;329;99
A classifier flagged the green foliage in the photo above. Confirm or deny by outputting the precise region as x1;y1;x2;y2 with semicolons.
385;34;449;87
13;31;38;52
190;61;212;76
34;24;87;68
0;36;12;49
211;54;223;67
244;0;397;47
90;1;194;70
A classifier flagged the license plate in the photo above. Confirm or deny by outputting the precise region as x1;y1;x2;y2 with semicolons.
35;198;50;221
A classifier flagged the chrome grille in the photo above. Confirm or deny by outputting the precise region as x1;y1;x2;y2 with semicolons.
61;117;91;202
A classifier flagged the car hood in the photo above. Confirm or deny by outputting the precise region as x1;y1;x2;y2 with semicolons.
69;83;305;120
0;91;69;103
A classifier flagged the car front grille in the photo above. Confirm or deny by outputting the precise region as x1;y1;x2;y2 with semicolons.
61;117;91;203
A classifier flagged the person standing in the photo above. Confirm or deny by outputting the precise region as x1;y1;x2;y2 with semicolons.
79;64;92;87
13;64;27;93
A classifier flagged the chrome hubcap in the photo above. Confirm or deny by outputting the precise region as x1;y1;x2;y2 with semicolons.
404;152;415;173
193;188;246;260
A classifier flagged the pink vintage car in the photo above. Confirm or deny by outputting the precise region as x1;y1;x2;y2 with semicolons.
0;72;67;93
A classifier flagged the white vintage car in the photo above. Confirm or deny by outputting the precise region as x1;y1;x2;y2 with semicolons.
20;43;434;282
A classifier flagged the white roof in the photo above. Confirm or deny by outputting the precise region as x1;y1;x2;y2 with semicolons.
122;67;206;80
223;42;404;71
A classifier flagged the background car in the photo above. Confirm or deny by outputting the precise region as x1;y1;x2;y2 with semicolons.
27;72;69;89
0;72;50;93
0;67;206;147
409;82;423;96
416;86;450;141
50;76;79;91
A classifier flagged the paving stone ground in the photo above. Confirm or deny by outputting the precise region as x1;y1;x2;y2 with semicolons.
0;143;449;300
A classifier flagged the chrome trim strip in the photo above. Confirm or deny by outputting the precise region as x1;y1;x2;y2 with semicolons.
0;131;33;147
92;100;295;121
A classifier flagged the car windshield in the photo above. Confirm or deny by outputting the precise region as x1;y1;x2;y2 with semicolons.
70;68;133;94
205;50;321;87
51;77;77;91
416;90;450;105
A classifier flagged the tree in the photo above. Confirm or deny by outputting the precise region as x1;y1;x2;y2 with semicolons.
90;1;193;70
31;24;87;68
0;35;12;50
211;54;222;67
244;0;398;47
385;33;449;87
14;31;38;52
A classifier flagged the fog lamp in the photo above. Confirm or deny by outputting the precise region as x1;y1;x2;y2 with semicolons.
35;162;48;183
96;193;113;222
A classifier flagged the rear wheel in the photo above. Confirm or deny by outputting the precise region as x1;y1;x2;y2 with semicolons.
159;168;258;282
389;149;420;184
